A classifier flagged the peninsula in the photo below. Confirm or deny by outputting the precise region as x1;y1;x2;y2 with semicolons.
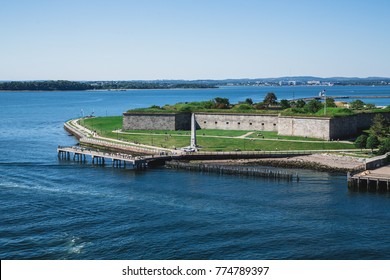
61;93;390;175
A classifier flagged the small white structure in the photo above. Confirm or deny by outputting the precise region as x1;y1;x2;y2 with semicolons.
190;113;197;150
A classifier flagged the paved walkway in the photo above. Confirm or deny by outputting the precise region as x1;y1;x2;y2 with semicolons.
236;131;254;138
68;119;180;154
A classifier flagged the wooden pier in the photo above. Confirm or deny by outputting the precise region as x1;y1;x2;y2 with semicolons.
348;165;390;192
57;146;149;169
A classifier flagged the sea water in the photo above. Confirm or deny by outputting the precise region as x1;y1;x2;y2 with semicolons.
1;86;390;259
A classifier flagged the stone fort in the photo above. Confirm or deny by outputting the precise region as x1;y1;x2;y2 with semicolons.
123;111;390;140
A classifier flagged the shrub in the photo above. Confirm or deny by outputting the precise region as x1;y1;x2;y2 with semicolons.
254;102;267;110
305;99;323;113
350;100;365;110
280;99;291;109
295;99;306;108
233;104;253;111
354;135;368;150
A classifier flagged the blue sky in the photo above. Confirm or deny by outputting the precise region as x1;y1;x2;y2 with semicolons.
1;0;389;80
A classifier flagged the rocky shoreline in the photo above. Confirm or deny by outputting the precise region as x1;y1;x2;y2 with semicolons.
184;153;367;174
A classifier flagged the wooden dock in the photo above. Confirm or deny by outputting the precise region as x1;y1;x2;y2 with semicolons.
348;165;390;192
57;146;153;169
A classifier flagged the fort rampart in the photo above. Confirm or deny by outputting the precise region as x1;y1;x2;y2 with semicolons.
123;111;390;140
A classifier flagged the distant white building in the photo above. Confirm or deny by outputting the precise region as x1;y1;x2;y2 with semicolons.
288;81;296;86
307;80;321;86
278;80;296;86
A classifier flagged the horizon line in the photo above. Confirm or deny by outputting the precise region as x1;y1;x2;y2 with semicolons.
2;76;390;82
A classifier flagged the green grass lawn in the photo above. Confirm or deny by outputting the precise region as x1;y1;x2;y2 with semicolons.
122;129;250;137
247;131;323;141
197;138;353;151
80;116;355;151
80;116;122;135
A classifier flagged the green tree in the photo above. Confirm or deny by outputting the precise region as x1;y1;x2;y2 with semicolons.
354;134;368;150
350;99;365;110
305;99;322;113
263;92;277;106
280;99;291;109
366;135;380;152
325;97;336;108
365;103;376;110
369;114;390;138
295;99;306;108
378;138;390;155
213;97;230;109
244;98;253;105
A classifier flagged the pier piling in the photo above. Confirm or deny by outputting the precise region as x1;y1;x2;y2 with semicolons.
165;161;298;181
57;146;150;170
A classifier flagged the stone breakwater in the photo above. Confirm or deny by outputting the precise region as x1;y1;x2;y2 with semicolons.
244;159;356;173
188;153;367;174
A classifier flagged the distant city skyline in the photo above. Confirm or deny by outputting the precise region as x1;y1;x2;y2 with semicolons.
1;0;390;80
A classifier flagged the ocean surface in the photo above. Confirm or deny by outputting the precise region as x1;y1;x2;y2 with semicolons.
1;86;390;260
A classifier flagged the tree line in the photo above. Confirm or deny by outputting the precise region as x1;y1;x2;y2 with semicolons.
354;114;390;155
0;80;93;91
143;92;390;116
0;80;217;91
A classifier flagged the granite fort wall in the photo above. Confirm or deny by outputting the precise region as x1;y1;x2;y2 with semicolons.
123;112;190;130
354;112;390;130
278;112;390;140
123;111;390;140
329;112;390;140
194;113;279;131
278;116;331;139
329;116;358;140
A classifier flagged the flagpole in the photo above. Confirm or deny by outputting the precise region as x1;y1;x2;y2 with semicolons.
319;90;326;116
323;90;326;116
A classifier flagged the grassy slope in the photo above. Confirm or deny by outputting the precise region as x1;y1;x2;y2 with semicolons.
81;116;354;151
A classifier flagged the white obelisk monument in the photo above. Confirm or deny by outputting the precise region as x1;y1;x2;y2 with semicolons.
190;113;197;150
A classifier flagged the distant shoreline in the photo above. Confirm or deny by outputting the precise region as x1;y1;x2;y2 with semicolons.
1;84;390;92
1;78;390;91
